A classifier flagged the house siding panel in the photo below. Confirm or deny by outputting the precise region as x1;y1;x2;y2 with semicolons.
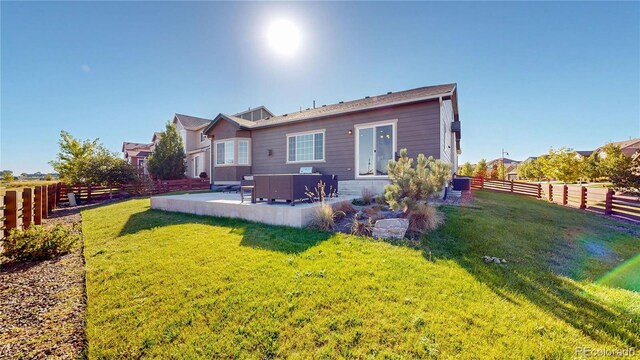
208;121;252;182
250;100;442;180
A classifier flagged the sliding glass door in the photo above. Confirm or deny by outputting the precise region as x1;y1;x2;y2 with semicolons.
356;121;396;178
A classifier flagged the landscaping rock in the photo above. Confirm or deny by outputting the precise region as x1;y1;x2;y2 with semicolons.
482;256;507;264
372;218;409;240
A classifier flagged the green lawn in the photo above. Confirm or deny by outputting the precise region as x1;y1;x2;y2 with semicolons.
82;191;640;359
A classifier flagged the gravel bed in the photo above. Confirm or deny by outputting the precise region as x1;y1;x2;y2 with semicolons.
0;208;86;359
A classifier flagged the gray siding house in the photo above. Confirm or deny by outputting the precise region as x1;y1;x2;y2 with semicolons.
203;83;461;194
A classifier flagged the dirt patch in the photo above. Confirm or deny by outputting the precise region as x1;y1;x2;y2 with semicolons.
0;208;86;359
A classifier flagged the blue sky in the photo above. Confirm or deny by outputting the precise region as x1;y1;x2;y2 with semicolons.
2;1;639;173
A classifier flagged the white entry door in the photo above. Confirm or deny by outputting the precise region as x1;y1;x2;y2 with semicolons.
355;121;396;178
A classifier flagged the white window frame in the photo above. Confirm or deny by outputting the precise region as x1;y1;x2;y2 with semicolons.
214;138;251;167
354;119;397;179
238;139;250;165
194;155;200;177
286;129;326;164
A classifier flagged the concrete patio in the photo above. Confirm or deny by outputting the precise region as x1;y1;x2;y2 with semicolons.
150;191;357;228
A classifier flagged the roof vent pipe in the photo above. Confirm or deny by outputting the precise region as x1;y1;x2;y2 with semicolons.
313;100;316;109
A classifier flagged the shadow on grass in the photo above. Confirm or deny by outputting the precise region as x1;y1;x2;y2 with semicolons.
424;200;640;348
118;208;332;254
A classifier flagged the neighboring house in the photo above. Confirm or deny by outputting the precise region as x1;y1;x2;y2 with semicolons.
203;83;461;194
596;138;640;157
173;114;214;179
122;142;152;176
150;132;162;152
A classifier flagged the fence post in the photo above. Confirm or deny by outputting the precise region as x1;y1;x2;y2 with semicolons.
0;191;4;238
34;186;43;225
87;185;92;203
548;183;553;202
47;185;54;212
537;184;542;199
55;182;60;205
562;185;568;206
510;180;514;193
4;190;22;238
42;185;49;219
579;186;586;209
22;188;34;229
604;188;614;215
188;178;193;190
480;177;484;189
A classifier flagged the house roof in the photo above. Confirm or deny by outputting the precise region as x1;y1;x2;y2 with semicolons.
151;132;162;142
576;150;593;157
234;105;275;119
597;138;640;157
122;142;152;153
204;83;458;134
174;113;213;130
487;158;519;166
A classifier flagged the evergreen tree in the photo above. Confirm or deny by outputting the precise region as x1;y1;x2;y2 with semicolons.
384;149;451;213
147;122;186;180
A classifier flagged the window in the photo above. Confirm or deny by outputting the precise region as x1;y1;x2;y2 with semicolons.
214;138;251;166
238;140;249;165
194;155;200;177
287;131;324;163
200;133;207;142
138;159;145;167
216;141;235;165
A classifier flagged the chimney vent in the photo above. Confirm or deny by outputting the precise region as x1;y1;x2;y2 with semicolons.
339;101;344;104
387;91;392;94
365;96;370;99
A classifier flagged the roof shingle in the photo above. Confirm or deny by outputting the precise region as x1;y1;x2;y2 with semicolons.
174;113;213;129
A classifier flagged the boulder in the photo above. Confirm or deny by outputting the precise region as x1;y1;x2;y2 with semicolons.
372;218;409;240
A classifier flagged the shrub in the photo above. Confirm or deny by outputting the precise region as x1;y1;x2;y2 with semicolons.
2;224;80;262
199;171;208;179
374;194;387;206
361;188;373;205
308;204;343;231
350;215;374;236
306;181;344;230
408;204;444;232
334;201;356;217
363;206;383;221
384;149;451;213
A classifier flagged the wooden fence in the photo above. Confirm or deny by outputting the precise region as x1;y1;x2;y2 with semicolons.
1;178;211;238
471;177;640;223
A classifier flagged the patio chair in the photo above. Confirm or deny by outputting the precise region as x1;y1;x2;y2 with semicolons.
240;176;255;203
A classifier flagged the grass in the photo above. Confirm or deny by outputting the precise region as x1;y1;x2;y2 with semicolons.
82;191;640;358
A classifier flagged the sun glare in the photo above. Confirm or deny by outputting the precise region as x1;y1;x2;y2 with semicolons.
267;19;301;57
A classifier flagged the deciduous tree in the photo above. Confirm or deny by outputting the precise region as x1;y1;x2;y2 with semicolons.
473;159;488;179
458;162;474;177
542;147;583;183
49;131;99;184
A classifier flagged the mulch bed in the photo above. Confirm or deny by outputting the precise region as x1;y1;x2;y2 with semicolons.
0;208;87;359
